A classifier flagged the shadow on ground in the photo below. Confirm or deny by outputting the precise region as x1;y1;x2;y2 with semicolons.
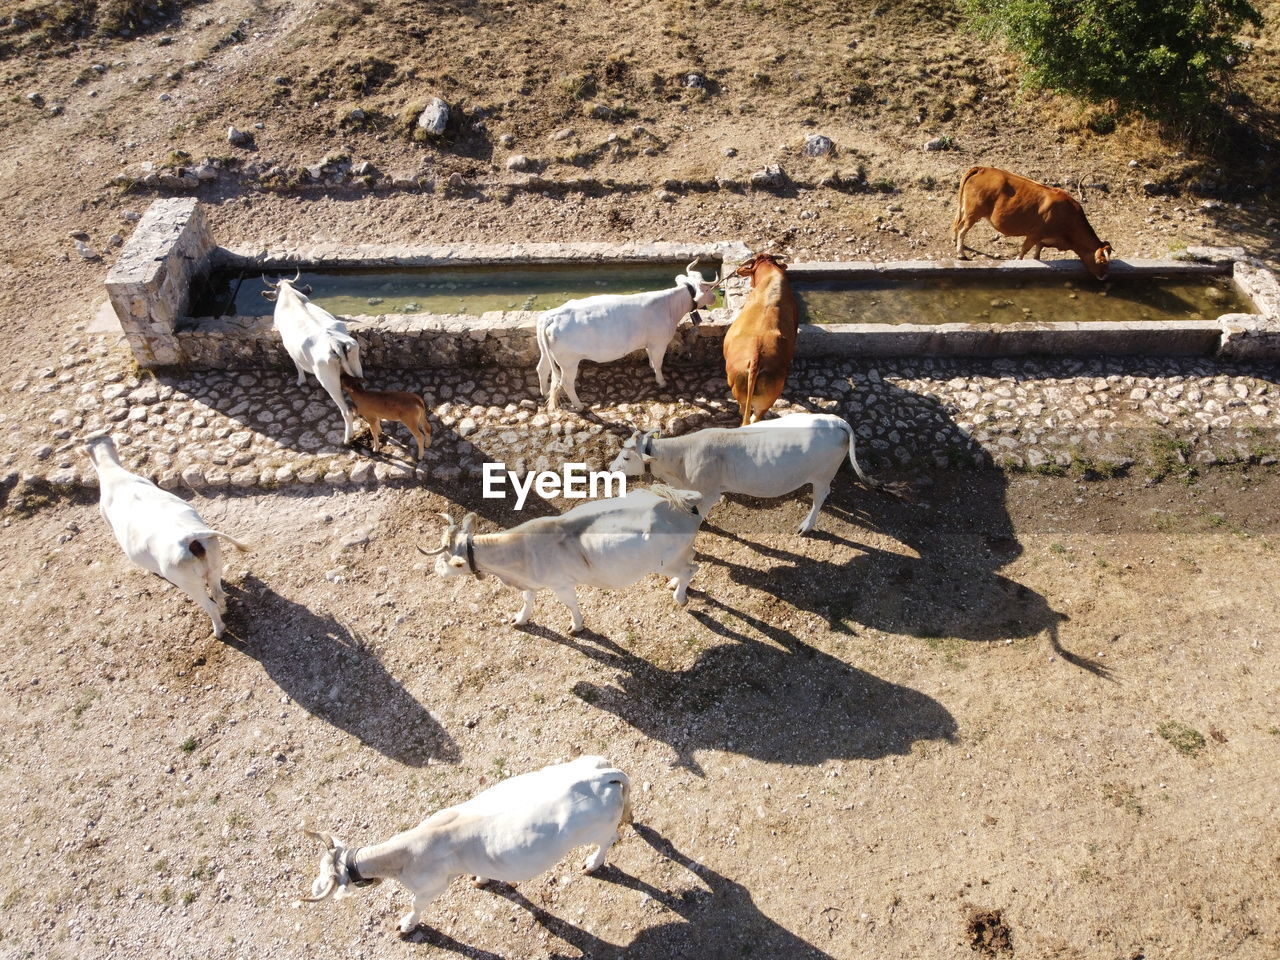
524;599;955;775
425;824;832;959
719;377;1109;677
223;574;458;766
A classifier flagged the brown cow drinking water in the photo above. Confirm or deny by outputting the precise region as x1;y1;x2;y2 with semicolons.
723;253;799;426
951;166;1113;279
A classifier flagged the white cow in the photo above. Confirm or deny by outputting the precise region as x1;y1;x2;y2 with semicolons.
87;436;251;637
535;259;723;411
609;413;889;534
262;272;363;443
420;486;705;632
300;756;632;934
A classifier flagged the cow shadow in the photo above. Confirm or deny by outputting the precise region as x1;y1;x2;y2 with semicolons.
222;574;459;767
480;824;834;959
524;600;955;775
702;369;1108;677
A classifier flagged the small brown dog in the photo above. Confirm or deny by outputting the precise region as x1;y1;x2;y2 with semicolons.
339;374;432;460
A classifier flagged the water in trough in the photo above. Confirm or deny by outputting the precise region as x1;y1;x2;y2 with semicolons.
189;263;1252;326
793;273;1252;325
190;262;724;319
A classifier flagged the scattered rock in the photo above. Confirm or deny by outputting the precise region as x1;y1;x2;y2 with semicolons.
749;164;787;189
417;98;450;136
803;134;834;157
684;73;706;89
227;125;252;147
74;240;100;261
506;154;532;172
26;92;45;108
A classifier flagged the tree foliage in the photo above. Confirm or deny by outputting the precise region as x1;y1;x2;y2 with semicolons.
963;0;1264;125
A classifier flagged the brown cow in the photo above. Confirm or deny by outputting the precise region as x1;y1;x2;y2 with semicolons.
339;374;432;460
951;166;1113;279
723;253;798;426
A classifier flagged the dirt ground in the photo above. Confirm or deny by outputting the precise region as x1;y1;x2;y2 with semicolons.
1;1;1279;958
1;470;1278;959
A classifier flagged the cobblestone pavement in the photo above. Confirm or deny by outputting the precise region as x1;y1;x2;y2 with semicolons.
4;329;1278;508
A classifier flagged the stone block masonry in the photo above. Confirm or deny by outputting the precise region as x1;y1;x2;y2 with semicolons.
105;198;214;368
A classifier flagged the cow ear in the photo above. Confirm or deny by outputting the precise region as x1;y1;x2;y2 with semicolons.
460;512;478;534
301;284;314;295
261;290;277;301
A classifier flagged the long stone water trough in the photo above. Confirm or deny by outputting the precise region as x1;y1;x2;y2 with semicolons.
106;198;1280;370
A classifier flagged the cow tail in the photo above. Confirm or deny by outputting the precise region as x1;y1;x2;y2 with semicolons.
741;354;760;427
954;166;981;233
842;420;886;493
535;314;557;397
208;529;253;552
613;772;634;827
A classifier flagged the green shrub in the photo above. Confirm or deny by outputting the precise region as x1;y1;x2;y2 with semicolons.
962;0;1262;126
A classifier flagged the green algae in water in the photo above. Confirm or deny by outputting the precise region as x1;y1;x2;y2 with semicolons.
795;275;1253;325
190;262;723;319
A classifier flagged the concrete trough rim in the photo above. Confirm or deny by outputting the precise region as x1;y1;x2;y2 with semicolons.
214;240;749;271
104;197;1277;366
785;257;1234;280
181;254;1270;362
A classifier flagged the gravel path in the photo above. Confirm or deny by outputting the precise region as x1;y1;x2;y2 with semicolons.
5;329;1276;510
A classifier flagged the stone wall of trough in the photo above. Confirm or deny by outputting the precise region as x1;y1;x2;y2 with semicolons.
105;198;214;367
106;199;1280;369
175;309;736;371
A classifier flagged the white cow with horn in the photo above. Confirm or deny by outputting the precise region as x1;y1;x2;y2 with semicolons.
535;258;724;411
298;756;631;934
261;271;363;443
609;413;897;534
419;486;705;633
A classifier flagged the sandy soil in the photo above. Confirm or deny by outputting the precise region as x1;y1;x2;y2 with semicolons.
1;2;1279;958
1;470;1278;958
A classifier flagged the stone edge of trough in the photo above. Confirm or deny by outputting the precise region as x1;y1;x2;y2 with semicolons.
105;199;1280;369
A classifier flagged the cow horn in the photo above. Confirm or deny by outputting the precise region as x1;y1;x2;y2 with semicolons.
685;257;701;275
302;828;335;850
417;543;449;557
300;875;338;903
261;273;276;288
293;267;302;283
